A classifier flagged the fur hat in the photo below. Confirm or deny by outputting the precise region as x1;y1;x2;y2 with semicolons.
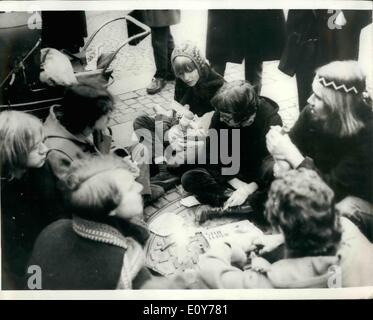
171;42;210;79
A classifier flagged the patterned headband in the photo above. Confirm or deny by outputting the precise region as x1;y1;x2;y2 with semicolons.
316;75;360;94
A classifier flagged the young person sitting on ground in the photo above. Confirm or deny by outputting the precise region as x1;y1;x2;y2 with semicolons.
0;111;63;289
266;60;373;242
197;169;373;288
27;155;154;289
133;42;226;189
43;81;163;205
181;80;282;223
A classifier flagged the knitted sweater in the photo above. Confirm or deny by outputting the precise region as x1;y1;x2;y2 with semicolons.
27;216;151;290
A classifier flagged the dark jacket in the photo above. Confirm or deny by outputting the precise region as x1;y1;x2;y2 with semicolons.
1;163;65;290
206;96;282;186
141;10;181;27
279;10;372;77
174;68;225;117
290;105;373;203
41;11;87;53
27;217;151;290
206;10;286;64
279;10;372;108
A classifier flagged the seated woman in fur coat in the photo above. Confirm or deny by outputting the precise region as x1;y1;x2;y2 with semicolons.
27;155;152;289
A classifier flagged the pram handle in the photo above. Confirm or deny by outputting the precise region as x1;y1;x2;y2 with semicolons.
82;14;151;72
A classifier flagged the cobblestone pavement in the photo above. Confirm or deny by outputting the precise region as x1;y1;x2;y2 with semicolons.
85;11;300;212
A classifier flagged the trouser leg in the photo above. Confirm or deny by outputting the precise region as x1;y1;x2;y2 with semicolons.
133;114;177;164
166;29;175;78
151;26;170;79
244;59;263;95
126;143;151;196
209;60;226;77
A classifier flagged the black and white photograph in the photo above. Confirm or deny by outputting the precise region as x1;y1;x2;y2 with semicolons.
0;0;372;299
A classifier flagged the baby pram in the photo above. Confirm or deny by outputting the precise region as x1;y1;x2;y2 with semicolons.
0;12;150;119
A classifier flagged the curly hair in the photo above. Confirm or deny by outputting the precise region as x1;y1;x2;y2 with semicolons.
265;168;342;258
62;155;138;221
59;81;114;134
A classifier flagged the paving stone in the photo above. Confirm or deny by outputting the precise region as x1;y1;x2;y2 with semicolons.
118;92;138;101
164;191;181;202
108;118;119;126
124;99;137;106
144;205;158;219
114;113;135;123
151;197;172;209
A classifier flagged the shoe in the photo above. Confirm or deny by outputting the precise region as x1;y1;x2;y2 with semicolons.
143;184;165;206
195;203;254;224
152;105;173;117
146;78;166;95
151;171;180;191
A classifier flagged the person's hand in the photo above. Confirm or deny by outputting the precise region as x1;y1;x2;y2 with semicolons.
224;188;250;208
250;252;271;273
273;160;291;178
266;127;293;159
266;128;304;168
251;234;284;255
336;196;372;217
225;232;258;253
224;183;258;209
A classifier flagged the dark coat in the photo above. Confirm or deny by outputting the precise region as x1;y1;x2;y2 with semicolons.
141;10;181;27
290;105;373;203
28;218;151;290
174;68;225;117
41;11;87;53
1;163;65;289
206;96;282;186
279;10;372;77
206;10;286;64
279;10;372;108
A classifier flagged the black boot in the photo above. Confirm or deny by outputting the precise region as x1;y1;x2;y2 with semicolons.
143;184;165;207
151;163;180;191
195;203;254;224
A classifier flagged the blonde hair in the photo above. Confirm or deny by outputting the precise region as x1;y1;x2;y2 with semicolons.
315;60;372;137
0;111;43;178
63;155;136;220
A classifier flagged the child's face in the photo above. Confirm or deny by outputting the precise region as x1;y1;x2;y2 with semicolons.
93;111;112;131
174;57;200;87
219;111;256;128
26;132;49;169
114;170;144;219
